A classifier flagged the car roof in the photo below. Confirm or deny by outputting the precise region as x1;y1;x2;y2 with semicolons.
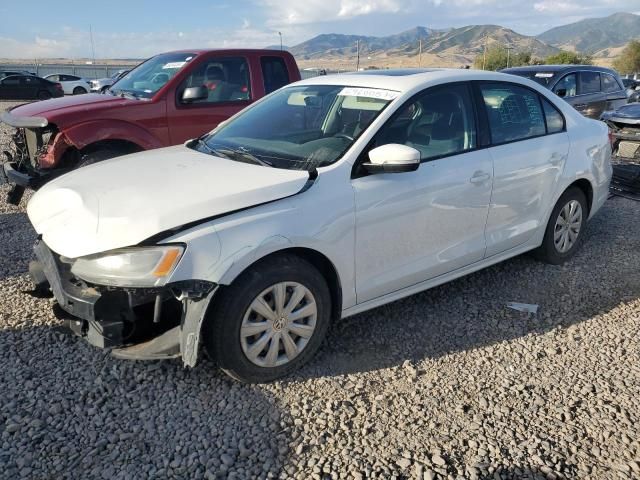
293;68;548;94
502;65;618;75
159;48;292;56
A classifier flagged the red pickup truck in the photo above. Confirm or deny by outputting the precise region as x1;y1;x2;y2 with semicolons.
0;49;300;204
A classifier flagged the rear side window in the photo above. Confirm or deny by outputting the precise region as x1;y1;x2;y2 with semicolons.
579;72;600;94
602;73;621;93
178;57;251;104
47;74;60;82
480;83;546;144
541;98;565;134
1;77;20;85
261;56;290;94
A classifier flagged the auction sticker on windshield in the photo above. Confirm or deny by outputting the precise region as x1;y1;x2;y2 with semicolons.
163;62;187;70
338;87;399;100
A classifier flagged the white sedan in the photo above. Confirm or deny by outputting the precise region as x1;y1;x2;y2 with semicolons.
27;69;611;382
43;74;91;95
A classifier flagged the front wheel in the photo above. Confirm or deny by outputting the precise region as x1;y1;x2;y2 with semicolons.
204;255;332;383
73;87;87;95
534;187;588;264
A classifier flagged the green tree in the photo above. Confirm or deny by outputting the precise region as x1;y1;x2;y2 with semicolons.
613;40;640;74
545;50;593;65
473;46;533;71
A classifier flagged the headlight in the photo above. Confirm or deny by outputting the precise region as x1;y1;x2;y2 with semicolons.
70;245;184;288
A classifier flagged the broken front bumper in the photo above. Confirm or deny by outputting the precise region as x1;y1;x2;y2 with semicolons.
31;240;217;366
610;133;640;200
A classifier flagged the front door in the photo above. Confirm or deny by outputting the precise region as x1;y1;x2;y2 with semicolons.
167;56;252;144
352;84;493;303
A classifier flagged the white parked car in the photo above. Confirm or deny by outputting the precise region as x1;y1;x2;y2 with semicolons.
27;69;611;382
43;74;91;95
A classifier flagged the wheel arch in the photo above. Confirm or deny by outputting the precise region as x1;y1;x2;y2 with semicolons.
568;178;594;215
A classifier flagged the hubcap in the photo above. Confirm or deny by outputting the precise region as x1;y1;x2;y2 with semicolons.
554;199;583;254
240;282;317;368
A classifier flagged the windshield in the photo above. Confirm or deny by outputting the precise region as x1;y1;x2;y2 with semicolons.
507;71;557;88
193;85;396;171
110;52;196;99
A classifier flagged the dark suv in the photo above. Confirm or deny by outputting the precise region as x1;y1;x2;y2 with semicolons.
501;65;628;119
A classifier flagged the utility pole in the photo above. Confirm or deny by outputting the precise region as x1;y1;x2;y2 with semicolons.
278;32;283;51
89;24;96;78
418;38;422;68
356;39;360;71
482;33;488;70
506;45;513;68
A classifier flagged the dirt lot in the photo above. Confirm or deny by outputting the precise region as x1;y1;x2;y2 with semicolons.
0;100;639;480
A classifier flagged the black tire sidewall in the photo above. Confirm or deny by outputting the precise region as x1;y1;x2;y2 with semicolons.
537;187;588;264
206;256;331;383
78;149;122;168
73;87;86;95
38;91;51;100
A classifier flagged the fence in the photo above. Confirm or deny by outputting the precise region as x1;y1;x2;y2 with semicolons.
0;63;138;80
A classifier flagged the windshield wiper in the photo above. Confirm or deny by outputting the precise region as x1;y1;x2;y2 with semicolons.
216;147;273;167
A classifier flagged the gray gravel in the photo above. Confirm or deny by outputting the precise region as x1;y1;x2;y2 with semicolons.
1;100;639;479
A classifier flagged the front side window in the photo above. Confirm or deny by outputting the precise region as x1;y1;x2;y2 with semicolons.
602;73;621;93
193;85;395;171
47;74;60;82
579;72;601;95
1;77;20;85
261;56;290;94
178;57;251;105
373;84;476;161
481;83;546;144
109;52;196;99
553;73;577;98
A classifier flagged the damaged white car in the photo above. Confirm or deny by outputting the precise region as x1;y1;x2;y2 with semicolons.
27;69;611;383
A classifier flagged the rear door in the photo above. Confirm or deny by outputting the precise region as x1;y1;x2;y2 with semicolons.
261;56;291;95
168;55;252;144
602;72;627;112
575;71;606;119
479;81;569;257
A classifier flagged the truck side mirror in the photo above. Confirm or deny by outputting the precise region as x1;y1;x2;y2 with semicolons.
555;88;567;98
181;86;208;103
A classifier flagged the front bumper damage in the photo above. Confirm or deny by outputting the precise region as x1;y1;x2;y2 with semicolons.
31;240;217;366
0;110;69;205
607;126;640;201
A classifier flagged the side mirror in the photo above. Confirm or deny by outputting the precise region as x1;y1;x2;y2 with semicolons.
555;88;567;98
362;144;420;174
181;86;208;103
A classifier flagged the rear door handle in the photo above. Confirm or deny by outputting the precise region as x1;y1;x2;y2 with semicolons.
470;172;490;184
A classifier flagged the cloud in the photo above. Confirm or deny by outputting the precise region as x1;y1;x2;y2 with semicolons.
259;0;404;26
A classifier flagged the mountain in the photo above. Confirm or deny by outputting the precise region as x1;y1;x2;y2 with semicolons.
290;27;435;59
537;12;640;53
423;25;558;58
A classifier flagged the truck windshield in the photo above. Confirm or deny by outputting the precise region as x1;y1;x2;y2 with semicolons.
193;85;397;171
110;52;196;99
506;70;557;88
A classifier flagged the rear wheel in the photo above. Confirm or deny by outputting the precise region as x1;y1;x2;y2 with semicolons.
72;87;87;95
100;86;109;94
534;187;588;264
37;90;52;100
204;255;332;383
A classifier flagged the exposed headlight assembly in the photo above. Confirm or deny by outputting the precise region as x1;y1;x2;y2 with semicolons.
71;245;184;288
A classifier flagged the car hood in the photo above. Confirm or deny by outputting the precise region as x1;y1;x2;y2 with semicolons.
602;103;640;124
27;145;310;258
3;93;133;125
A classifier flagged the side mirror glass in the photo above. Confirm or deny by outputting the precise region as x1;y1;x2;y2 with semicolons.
555;88;567;98
181;86;208;103
362;144;421;174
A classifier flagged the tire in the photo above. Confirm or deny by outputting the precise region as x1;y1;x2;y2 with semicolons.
37;90;52;100
73;87;87;95
204;255;332;383
534;187;588;265
78;148;125;168
100;86;109;94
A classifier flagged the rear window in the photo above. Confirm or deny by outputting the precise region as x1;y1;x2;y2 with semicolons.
480;83;546;144
261;56;290;94
580;72;601;95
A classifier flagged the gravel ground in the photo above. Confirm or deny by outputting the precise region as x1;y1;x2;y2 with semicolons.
1;100;639;480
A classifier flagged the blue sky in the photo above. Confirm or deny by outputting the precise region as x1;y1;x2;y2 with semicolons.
0;0;639;59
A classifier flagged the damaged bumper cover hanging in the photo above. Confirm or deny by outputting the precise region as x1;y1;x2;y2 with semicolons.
31;239;217;367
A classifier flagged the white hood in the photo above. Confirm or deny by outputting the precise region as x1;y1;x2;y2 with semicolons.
27;146;309;258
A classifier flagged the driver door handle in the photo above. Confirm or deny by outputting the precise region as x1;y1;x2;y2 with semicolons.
470;171;490;184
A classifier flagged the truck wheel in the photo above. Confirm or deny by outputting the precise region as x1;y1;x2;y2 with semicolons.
78;148;126;168
204;255;332;383
37;90;52;100
73;87;87;95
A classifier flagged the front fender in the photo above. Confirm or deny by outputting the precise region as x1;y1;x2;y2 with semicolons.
61;119;163;151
